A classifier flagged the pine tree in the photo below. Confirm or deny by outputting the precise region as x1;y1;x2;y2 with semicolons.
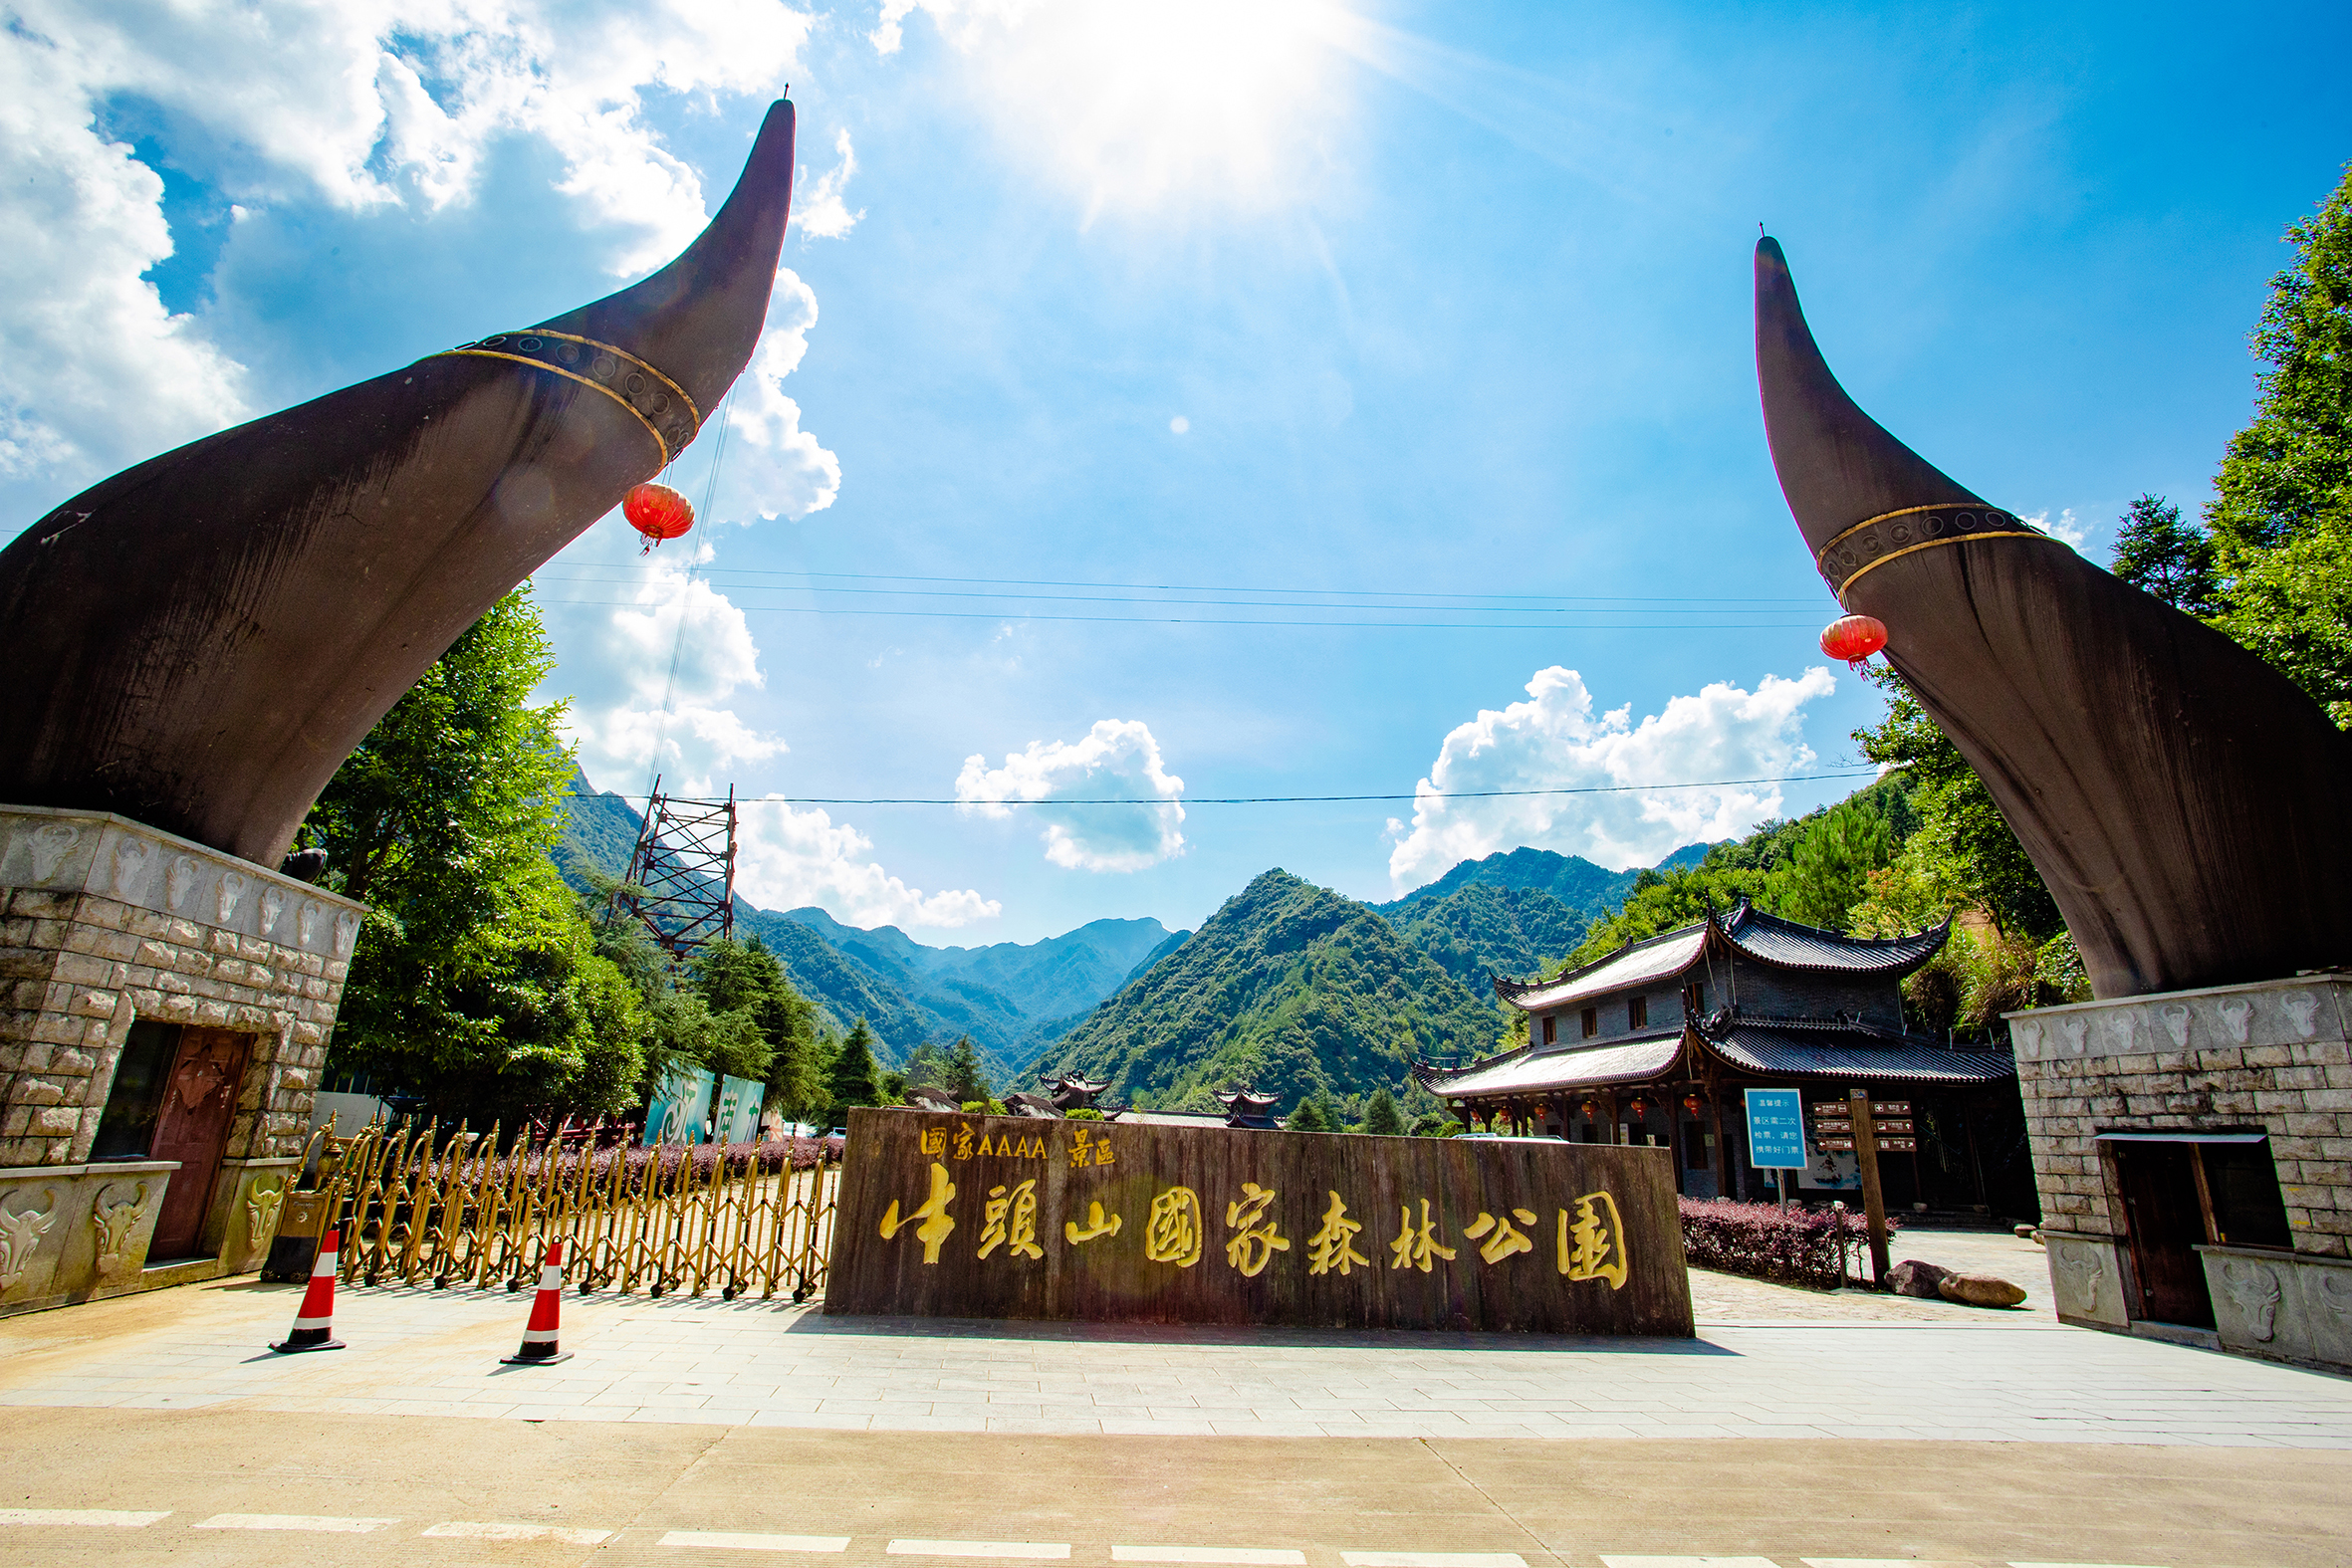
1360;1089;1405;1136
1286;1096;1328;1132
826;1019;881;1114
944;1035;991;1105
2109;494;2220;613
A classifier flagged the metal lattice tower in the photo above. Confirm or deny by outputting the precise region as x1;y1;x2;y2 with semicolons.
614;778;738;964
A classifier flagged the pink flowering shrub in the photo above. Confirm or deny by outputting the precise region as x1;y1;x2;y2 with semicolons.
1678;1197;1889;1289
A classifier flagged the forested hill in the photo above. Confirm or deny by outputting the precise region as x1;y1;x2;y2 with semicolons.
1377;841;1718;916
1037;869;1507;1113
554;775;1178;1075
1384;882;1592;989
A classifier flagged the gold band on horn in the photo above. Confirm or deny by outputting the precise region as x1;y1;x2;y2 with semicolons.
1815;504;2057;603
431;331;702;466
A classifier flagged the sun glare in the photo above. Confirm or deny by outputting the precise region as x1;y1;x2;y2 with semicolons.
978;0;1356;215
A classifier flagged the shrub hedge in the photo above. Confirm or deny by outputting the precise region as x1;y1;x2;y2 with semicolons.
1678;1197;1888;1290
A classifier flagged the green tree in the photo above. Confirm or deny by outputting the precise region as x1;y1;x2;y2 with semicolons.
1850;669;2065;943
1360;1088;1405;1136
826;1019;882;1114
688;936;823;1108
1763;799;1895;931
943;1035;992;1105
1286;1096;1329;1132
304;588;649;1120
900;1039;952;1090
2209;162;2352;724
2110;494;2220;614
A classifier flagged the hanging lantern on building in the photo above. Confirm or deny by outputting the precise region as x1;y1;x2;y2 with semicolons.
1580;1097;1597;1119
1683;1092;1704;1114
624;482;695;552
1627;1095;1648;1119
1819;613;1888;672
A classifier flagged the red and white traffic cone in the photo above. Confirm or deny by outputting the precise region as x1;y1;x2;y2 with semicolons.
270;1227;347;1353
500;1238;574;1366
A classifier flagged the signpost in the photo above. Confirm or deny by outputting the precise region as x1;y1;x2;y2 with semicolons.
1812;1095;1896;1283
1743;1088;1806;1209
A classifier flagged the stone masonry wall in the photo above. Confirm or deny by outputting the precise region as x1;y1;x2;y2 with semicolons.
0;806;365;1169
2009;976;2352;1258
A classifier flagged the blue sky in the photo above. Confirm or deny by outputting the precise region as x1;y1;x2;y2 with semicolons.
6;1;2347;943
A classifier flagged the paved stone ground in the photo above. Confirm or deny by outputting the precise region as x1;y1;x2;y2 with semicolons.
0;1411;2343;1568
0;1233;2336;1446
2;1233;2344;1568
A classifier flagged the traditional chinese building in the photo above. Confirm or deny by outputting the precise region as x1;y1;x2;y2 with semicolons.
1414;901;2030;1214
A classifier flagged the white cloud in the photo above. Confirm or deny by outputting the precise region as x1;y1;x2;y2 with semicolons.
0;17;253;482
716;268;841;522
737;799;1001;928
1385;666;1840;892
796;127;865;241
0;0;810;495
2027;507;2088;550
955;719;1186;872
547;542;787;794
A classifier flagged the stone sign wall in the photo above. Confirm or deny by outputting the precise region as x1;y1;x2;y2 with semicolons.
826;1109;1694;1335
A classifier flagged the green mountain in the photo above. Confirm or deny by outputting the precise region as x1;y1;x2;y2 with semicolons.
1384;882;1592;988
555;773;646;891
1038;869;1506;1112
778;907;1173;1026
554;775;1177;1077
1378;842;1718;917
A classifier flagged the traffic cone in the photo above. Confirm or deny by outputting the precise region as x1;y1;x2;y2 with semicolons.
500;1238;574;1366
270;1227;347;1353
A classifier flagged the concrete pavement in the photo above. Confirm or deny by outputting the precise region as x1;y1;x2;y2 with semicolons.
1;1409;2344;1567
3;1230;2346;1567
1;1254;2342;1444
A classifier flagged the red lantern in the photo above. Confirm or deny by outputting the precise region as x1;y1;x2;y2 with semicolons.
1682;1092;1703;1114
1819;612;1888;671
624;483;695;552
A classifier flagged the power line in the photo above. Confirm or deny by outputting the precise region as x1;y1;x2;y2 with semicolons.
568;769;1877;808
531;564;1822;606
533;599;1815;631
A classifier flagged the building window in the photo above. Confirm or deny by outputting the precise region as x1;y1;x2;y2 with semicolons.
92;1020;182;1160
1542;1014;1557;1045
1580;1007;1598;1038
1628;995;1648;1029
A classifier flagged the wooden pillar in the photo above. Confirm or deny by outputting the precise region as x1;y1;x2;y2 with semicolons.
1852;1090;1891;1284
1709;1077;1733;1201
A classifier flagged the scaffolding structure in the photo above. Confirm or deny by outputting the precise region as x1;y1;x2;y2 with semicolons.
613;778;738;964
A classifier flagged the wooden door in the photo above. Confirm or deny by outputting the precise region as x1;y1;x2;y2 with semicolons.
148;1027;252;1260
2116;1141;2215;1328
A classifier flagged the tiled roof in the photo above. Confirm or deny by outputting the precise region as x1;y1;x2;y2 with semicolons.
1720;900;1949;976
1493;928;1706;1011
1493;903;1948;1014
1704;1025;2013;1083
1421;1032;1683;1099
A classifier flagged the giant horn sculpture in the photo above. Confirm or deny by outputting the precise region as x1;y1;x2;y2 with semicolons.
0;100;799;869
1756;236;2352;999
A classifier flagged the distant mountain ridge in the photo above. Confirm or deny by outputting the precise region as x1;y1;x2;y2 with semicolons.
1377;841;1720;916
554;775;1178;1076
1040;869;1506;1113
556;775;1708;1098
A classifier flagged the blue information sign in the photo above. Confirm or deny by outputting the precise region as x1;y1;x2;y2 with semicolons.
1744;1087;1807;1168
